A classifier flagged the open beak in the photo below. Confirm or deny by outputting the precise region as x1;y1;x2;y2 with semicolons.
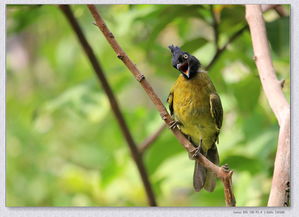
177;62;190;78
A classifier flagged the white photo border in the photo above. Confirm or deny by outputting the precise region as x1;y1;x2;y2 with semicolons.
1;0;298;216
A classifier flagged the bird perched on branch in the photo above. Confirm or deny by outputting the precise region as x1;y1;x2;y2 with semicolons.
167;45;223;192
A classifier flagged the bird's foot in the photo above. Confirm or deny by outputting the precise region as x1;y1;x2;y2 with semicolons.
192;139;203;159
169;120;180;129
222;164;230;173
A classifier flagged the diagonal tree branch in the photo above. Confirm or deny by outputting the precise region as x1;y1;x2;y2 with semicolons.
245;5;290;207
59;5;157;206
88;4;236;206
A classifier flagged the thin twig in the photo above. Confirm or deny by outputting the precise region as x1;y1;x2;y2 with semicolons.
261;4;287;17
245;5;290;207
59;5;157;206
139;123;166;155
273;5;287;17
206;4;287;71
210;5;219;50
88;4;236;206
206;25;248;71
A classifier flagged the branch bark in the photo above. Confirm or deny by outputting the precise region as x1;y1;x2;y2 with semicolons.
59;5;157;206
245;5;290;207
88;4;236;206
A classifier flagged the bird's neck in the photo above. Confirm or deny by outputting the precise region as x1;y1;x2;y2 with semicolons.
182;68;203;80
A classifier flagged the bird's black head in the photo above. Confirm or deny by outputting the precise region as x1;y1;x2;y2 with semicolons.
168;45;201;79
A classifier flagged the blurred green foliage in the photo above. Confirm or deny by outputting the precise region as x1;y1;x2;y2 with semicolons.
6;5;290;207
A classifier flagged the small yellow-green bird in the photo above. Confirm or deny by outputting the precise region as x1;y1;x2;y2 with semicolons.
167;45;223;192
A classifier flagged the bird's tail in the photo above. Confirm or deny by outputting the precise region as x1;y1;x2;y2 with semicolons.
193;144;219;192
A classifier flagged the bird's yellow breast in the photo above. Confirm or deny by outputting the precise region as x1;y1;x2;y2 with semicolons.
172;72;218;152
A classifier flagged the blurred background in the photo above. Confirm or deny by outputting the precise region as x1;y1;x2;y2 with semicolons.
6;5;290;206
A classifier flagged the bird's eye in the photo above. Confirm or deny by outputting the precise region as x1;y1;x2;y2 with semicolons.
183;54;188;59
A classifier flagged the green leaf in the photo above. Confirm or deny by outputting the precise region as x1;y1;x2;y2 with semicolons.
266;17;290;58
7;5;42;34
180;37;208;53
145;131;184;174
219;6;246;35
100;155;121;188
221;155;263;174
135;5;206;49
231;74;261;114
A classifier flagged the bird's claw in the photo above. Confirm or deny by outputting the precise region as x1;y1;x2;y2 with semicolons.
192;139;203;159
222;164;230;172
192;147;201;159
169;120;178;129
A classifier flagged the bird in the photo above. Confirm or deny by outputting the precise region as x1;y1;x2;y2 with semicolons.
167;45;223;192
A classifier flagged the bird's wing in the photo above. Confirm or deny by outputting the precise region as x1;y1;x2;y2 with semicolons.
209;93;223;130
167;90;174;116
